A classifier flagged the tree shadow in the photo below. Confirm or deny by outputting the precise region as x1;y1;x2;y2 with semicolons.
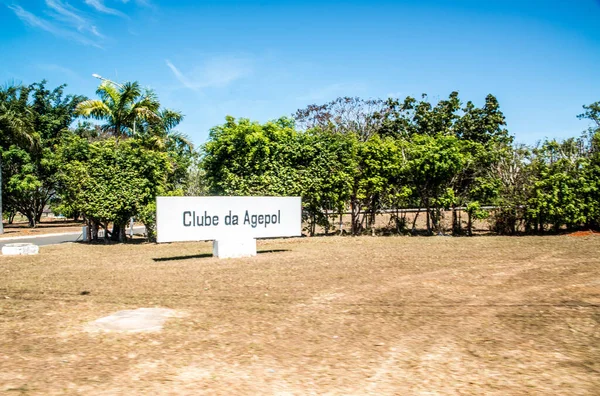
257;249;289;254
153;253;213;262
74;238;150;245
152;249;290;262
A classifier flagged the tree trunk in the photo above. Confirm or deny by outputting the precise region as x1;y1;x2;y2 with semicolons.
119;224;126;242
350;196;359;235
111;222;121;241
452;207;459;235
411;207;421;234
467;211;473;236
425;201;432;235
92;221;99;241
431;207;440;235
370;197;377;236
27;213;36;228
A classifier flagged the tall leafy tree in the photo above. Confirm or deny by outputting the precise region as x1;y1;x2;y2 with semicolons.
75;80;192;240
298;129;357;235
0;82;83;228
404;134;465;234
451;94;512;234
202;116;303;196
0;84;36;232
57;136;170;241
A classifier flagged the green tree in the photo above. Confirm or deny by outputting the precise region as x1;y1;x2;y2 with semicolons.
202;117;359;235
451;95;512;234
491;145;530;234
298;129;357;235
0;84;35;232
202;116;303;196
404;134;465;235
75;81;160;138
0;82;84;228
75;80;192;240
349;135;404;235
578;101;600;138
526;138;589;232
57;136;170;241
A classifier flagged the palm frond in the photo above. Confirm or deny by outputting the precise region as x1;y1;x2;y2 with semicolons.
96;82;120;107
75;99;112;120
118;82;143;109
167;130;194;151
160;108;184;131
132;107;161;122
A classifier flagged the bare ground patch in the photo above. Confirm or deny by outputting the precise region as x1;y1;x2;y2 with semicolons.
0;236;599;394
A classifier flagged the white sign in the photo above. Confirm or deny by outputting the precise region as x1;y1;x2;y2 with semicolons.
156;196;302;243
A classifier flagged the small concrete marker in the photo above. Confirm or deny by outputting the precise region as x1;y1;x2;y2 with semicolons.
213;237;257;259
2;243;39;255
85;308;181;333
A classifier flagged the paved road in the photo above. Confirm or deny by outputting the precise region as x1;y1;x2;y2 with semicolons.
0;226;145;248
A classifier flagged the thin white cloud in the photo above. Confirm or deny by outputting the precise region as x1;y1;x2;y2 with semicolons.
84;0;126;17
8;5;102;48
45;0;104;38
166;57;253;91
127;0;153;6
89;25;103;38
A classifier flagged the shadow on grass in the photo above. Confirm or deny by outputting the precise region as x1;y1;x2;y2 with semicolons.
152;249;290;262
153;253;213;261
257;249;289;254
73;237;150;245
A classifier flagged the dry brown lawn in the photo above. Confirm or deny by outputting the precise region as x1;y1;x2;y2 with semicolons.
0;235;599;395
0;220;84;238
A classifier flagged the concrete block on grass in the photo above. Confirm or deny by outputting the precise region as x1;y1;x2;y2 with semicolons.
213;238;256;259
2;243;39;255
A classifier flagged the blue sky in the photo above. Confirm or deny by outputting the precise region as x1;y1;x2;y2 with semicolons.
1;0;599;146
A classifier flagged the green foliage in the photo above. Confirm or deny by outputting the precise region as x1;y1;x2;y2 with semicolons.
0;81;85;227
57;136;170;231
203;92;517;236
66;79;193;241
524;138;593;232
6;76;598;240
299;129;357;234
201;116;359;234
404;134;465;233
75;81;160;138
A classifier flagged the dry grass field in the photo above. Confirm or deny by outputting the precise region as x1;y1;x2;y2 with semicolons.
0;220;84;238
0;235;599;395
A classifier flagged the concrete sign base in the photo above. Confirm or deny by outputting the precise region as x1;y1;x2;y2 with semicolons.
213;237;257;259
2;243;39;255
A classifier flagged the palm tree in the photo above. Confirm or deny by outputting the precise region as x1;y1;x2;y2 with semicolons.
135;108;193;151
0;84;38;233
75;81;161;138
75;81;193;241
